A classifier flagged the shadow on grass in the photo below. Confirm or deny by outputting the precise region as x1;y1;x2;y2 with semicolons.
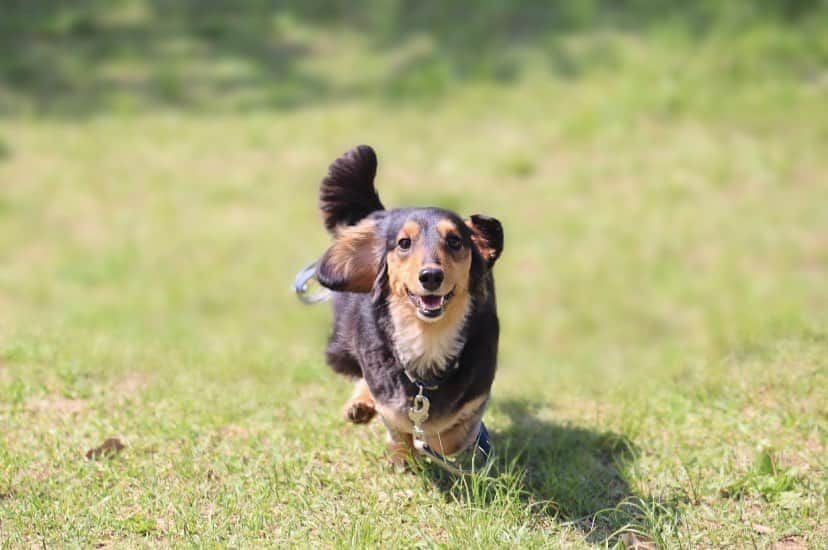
422;399;678;545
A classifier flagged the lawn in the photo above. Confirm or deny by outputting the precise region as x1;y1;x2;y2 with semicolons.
1;2;827;548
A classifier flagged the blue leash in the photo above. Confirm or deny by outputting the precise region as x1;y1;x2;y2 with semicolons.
293;261;331;304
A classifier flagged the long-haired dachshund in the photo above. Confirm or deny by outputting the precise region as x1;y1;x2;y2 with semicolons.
309;145;503;468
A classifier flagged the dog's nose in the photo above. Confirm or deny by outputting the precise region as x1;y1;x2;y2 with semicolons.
418;267;444;291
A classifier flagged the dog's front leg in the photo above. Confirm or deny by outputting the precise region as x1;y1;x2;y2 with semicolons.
385;428;414;468
342;379;376;424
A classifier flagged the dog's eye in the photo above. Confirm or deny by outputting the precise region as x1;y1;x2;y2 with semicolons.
446;235;462;251
398;237;411;251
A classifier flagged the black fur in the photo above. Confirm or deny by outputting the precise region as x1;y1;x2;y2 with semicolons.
315;146;504;434
468;214;504;268
319;145;384;233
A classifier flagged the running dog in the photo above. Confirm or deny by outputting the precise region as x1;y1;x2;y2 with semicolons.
309;145;503;467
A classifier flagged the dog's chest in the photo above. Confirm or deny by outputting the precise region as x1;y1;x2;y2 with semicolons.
388;299;470;381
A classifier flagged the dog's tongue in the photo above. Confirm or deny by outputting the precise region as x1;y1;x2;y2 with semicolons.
421;295;442;310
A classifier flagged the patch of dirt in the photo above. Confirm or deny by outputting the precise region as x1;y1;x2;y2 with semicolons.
113;372;149;397
33;466;55;482
27;397;85;415
620;532;657;549
219;425;251;439
773;536;807;549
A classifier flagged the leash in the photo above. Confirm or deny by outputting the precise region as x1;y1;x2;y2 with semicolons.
293;261;331;304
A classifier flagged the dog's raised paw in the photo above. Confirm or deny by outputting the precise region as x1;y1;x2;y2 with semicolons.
344;400;376;424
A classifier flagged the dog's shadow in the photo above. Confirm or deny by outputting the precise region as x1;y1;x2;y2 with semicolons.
422;399;670;544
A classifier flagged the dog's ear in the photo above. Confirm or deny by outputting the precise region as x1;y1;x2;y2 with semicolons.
316;218;381;293
466;214;504;268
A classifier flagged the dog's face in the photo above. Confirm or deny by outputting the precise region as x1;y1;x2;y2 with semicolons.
386;209;474;322
317;208;503;323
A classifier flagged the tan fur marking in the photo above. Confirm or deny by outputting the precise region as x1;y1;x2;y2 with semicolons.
324;219;379;292
424;395;488;456
386;430;414;467
401;220;421;240
465;218;498;265
436;219;458;238
436;219;472;295
386;221;424;298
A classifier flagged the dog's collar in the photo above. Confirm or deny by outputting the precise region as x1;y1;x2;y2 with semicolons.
403;357;459;390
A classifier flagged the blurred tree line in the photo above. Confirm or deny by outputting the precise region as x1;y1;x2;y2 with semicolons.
1;0;825;116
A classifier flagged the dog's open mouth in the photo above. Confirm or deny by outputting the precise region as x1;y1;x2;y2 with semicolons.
406;286;455;319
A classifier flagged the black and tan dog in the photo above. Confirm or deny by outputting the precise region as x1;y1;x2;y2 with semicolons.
311;145;503;466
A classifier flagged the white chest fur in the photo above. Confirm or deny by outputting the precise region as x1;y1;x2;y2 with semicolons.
388;295;471;380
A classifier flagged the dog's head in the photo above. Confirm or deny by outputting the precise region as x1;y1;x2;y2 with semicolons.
315;145;503;323
317;207;502;322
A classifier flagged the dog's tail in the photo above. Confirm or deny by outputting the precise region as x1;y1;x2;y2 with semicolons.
319;145;384;233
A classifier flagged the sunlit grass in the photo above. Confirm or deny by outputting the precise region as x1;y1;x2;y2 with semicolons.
1;2;827;547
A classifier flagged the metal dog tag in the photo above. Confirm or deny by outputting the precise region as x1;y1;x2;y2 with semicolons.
408;393;430;428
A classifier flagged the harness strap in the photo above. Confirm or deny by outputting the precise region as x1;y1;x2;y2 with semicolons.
414;421;493;476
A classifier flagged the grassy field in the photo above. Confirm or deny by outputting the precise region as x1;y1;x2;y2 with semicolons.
1;2;827;547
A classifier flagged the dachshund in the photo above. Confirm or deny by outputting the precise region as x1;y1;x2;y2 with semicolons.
309;145;503;467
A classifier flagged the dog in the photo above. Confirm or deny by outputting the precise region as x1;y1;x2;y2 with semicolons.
310;145;503;467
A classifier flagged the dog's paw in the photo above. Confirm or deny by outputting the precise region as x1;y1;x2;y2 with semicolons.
343;399;376;424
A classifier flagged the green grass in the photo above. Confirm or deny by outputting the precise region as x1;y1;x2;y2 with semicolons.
1;2;828;548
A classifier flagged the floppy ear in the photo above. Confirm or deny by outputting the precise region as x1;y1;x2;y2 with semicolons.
466;214;504;268
316;219;381;293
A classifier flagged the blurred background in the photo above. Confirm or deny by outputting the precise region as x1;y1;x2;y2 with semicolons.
1;1;828;545
1;1;827;115
2;0;826;384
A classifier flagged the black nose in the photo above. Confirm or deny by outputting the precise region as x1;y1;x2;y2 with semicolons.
418;267;444;291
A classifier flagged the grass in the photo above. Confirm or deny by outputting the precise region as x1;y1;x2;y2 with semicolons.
1;2;827;547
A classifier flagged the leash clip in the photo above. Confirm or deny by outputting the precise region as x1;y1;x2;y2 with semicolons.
408;385;430;430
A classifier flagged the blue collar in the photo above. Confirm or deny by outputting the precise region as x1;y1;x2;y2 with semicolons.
403;357;460;390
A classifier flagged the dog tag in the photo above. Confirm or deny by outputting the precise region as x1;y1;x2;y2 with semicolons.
408;393;430;428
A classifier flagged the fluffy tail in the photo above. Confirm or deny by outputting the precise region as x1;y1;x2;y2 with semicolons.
319;145;384;233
